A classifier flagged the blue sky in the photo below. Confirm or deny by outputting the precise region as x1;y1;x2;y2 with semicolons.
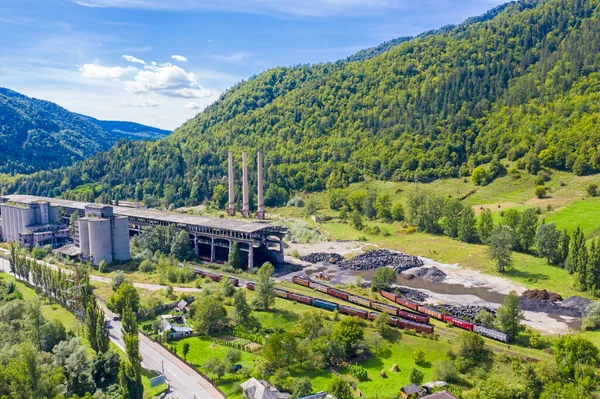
0;0;506;130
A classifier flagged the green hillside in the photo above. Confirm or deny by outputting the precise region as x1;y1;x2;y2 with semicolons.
6;0;600;207
0;88;170;174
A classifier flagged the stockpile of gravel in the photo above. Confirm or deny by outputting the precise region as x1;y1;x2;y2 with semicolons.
436;304;496;320
408;267;447;283
522;289;563;302
338;249;423;272
561;296;594;315
393;287;429;302
520;298;582;317
301;252;346;264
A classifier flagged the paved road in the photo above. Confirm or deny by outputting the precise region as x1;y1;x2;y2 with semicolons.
0;256;223;399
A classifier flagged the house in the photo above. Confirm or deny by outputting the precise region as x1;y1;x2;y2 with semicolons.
169;326;193;339
240;378;290;399
176;299;189;312
400;383;425;398
421;391;459;399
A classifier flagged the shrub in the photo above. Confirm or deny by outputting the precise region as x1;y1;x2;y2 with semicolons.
587;184;598;197
535;185;547;198
349;364;368;382
412;349;426;366
139;260;156;273
226;348;242;364
409;367;424;384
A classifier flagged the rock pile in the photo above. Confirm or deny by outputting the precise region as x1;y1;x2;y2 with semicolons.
301;252;346;264
562;296;594;315
522;289;563;302
338;249;423;273
408;267;447;283
520;298;582;317
393;287;429;302
436;304;496;320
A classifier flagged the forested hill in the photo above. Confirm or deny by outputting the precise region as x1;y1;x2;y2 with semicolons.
0;88;170;174
7;0;600;208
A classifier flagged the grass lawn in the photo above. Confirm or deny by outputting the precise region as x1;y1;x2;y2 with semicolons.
544;198;600;239
142;369;168;399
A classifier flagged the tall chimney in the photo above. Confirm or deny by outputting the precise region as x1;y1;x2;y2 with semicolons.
256;151;265;219
242;151;250;217
227;151;235;216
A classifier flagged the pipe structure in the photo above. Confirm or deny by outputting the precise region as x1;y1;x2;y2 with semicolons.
227;151;235;216
242;151;250;217
256;151;265;219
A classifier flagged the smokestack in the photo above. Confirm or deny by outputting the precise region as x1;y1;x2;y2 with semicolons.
242;151;250;217
227;151;235;216
256;151;265;219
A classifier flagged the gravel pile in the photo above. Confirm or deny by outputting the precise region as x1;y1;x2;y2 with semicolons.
436;304;496;320
561;296;595;315
522;289;563;302
338;249;423;272
408;267;447;283
520;298;582;317
393;287;429;302
301;252;346;264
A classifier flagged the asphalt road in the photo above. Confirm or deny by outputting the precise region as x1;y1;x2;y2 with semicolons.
0;255;223;399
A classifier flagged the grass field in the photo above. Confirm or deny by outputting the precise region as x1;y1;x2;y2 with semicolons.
544;198;600;239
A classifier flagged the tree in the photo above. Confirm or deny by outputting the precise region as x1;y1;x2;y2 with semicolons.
371;267;397;291
374;311;394;339
583;302;600;331
298;310;325;340
111;270;127;291
351;210;363;230
226;348;242;364
304;198;320;217
586;240;600;293
535;185;547;198
489;226;515;272
86;296;109;354
412;349;426;366
193;295;228;334
204;357;228;380
119;303;143;399
567;227;588;288
91;350;120;389
231;289;252;326
474;309;495;328
170;231;194;261
471;166;490;186
108;283;140;315
332;317;364;357
362;191;378;220
478;209;494;243
228;242;244;269
262;331;298;369
375;193;392;221
587;184;597;197
516;208;539;252
496;291;523;341
432;360;459;383
69;212;79;238
458;205;478;243
252;262;275;310
291;377;312;399
554;335;599;380
391;203;405;222
220;277;235;297
441;198;463;238
536;222;562;264
407;191;444;234
182;342;190;361
212;184;227;208
329;376;353;399
455;331;489;371
409;367;424;384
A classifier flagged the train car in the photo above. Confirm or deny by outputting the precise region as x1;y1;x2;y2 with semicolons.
370;301;399;316
444;315;474;331
367;311;380;321
474;325;509;343
206;273;221;283
228;277;240;287
292;276;311;287
273;288;289;299
288;292;313;305
339;305;368;319
348;295;372;308
395;296;419;311
327;287;349;301
311;282;329;293
380;290;399;303
398;309;429;324
246;282;255;291
399;319;435;334
417;305;445;321
313;298;339;312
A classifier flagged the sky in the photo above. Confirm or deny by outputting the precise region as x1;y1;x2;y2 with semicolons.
0;0;507;130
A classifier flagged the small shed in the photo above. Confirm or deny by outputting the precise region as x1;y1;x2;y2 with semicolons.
400;383;424;398
169;326;193;339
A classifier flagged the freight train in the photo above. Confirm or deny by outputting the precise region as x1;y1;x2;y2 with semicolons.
195;269;240;286
250;279;433;334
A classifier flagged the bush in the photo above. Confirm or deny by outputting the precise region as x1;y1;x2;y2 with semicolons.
139;260;156;273
409;367;424;384
349;364;368;382
412;349;426;366
111;270;126;291
535;185;547;198
432;360;459;383
226;348;242;364
587;184;598;197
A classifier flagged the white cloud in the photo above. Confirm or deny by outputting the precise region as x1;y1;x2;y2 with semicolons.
209;51;250;62
124;64;215;98
185;102;201;109
79;63;137;79
171;55;188;62
122;54;146;64
119;98;160;107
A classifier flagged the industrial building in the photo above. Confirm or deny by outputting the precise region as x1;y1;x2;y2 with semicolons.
0;200;69;248
76;204;131;266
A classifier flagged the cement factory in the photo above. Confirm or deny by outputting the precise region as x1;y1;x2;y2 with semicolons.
0;151;286;268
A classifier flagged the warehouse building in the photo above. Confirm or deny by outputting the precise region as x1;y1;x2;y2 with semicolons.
0;200;69;248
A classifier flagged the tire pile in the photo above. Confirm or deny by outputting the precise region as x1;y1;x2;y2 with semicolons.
393;287;429;302
301;252;346;264
435;304;496;320
338;249;424;273
521;289;563;302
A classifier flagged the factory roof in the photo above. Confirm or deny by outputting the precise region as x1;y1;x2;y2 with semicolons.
1;195;275;234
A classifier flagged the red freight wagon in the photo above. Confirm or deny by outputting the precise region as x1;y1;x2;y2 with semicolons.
444;315;474;331
398;309;429;324
327;288;349;301
370;301;399;316
417;305;445;321
292;276;311;287
339;305;368;319
311;282;329;293
395;296;419;311
274;289;289;299
288;292;313;305
246;282;255;291
380;290;399;303
367;311;380;321
229;277;240;287
398;319;434;334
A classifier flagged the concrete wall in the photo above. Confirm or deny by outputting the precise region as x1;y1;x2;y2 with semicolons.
112;217;130;261
78;219;90;259
88;219;112;265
